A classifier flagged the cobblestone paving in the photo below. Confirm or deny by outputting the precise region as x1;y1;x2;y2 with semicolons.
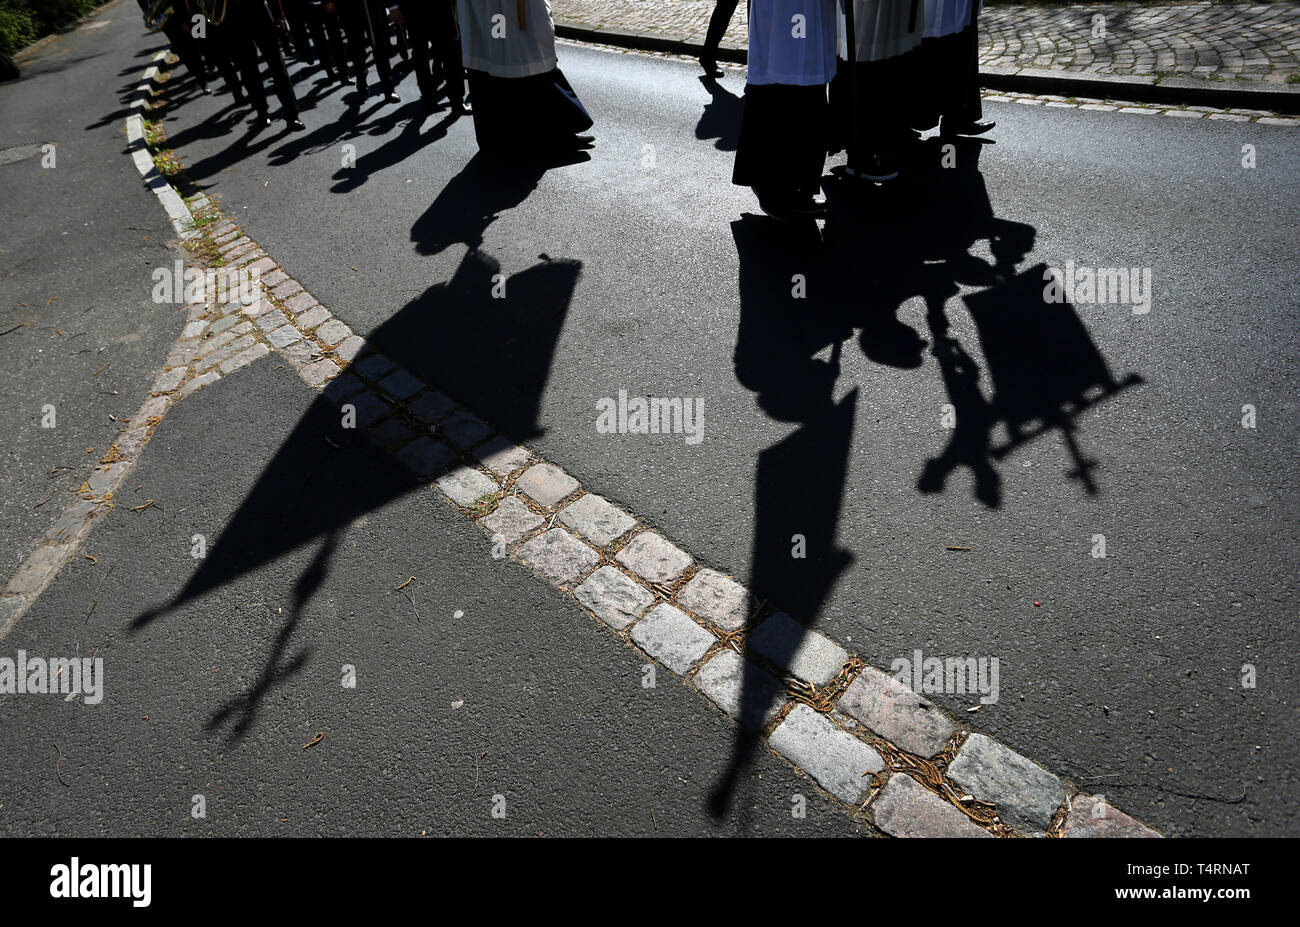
551;1;1300;83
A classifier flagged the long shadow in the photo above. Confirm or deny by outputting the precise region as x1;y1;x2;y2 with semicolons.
410;149;589;258
710;136;1145;815
711;215;859;818
329;106;459;193
695;75;742;152
133;153;582;742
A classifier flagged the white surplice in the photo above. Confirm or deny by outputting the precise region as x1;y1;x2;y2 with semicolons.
457;0;558;79
923;0;981;39
837;0;925;62
747;0;839;86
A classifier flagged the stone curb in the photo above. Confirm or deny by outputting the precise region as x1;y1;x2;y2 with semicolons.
555;23;1300;114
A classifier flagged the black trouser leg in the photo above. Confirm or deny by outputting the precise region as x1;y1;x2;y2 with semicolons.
431;0;464;104
406;22;437;104
252;29;300;119
703;0;740;59
229;35;269;115
364;1;396;95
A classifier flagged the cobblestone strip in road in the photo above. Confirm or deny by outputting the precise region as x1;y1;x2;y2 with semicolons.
0;51;277;639
551;0;1300;84
7;51;1167;838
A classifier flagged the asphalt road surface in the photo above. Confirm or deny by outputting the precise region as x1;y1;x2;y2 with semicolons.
1;1;1296;837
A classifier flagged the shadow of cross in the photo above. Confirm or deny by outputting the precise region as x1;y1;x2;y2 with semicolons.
710;136;1145;816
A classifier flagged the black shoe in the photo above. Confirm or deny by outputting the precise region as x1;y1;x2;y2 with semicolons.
848;154;898;182
452;99;472;116
699;56;723;78
252;113;273;130
286;117;306;131
383;91;401;104
942;118;995;137
754;189;825;221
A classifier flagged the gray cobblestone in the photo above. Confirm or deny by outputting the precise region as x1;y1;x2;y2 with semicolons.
300;358;341;388
294;305;330;329
838;666;956;758
480;494;544;542
218;341;269;375
441;410;494;449
558;493;636;546
377;368;424;401
946;733;1066;834
473;435;531;477
516;528;599;584
407;389;456;424
436;465;499;507
630;603;715;674
515;462;581;508
179;370;219;398
396;436;455;477
872;773;992;838
676;568;749;631
267;324;303;349
692;649;784;729
352;353;397;381
152;367;186;394
1063;794;1162;838
573;565;655;629
769;704;882;804
314;319;352;346
335;334;366;363
615;531;692;584
748;612;849;686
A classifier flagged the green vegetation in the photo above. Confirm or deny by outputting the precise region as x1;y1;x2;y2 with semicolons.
0;1;113;56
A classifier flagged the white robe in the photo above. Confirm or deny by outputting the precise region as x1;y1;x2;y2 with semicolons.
923;0;981;39
837;0;925;62
457;0;558;79
747;0;838;86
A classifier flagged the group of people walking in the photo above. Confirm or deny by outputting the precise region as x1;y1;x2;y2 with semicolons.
727;0;993;219
138;1;592;153
141;1;988;215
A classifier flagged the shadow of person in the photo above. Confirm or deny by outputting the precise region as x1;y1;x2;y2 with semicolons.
710;215;857;819
329;106;458;193
695;75;742;152
410;149;589;257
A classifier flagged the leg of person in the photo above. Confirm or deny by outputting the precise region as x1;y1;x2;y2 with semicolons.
431;0;468;113
465;68;506;153
163;17;209;92
284;0;315;62
399;2;439;111
941;22;993;136
700;0;740;77
202;20;246;102
250;4;306;128
301;2;336;77
229;31;271;125
734;83;828;219
363;0;399;101
339;1;371;98
322;4;350;83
